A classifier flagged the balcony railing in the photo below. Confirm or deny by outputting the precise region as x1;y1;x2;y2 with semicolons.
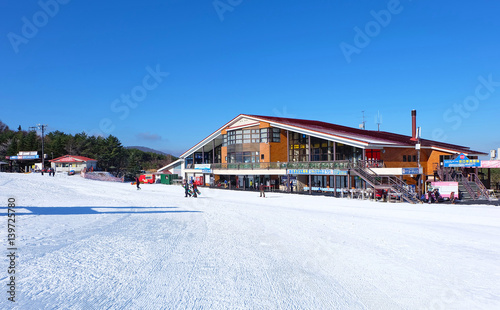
210;160;354;170
211;162;287;170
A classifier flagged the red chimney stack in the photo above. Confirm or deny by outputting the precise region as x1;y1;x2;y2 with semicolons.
410;110;417;141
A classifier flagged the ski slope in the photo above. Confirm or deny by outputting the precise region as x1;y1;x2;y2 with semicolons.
1;172;499;309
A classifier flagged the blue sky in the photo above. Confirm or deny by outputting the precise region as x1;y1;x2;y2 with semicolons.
1;0;499;156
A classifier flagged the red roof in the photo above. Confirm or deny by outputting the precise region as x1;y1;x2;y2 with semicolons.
50;155;97;163
247;114;486;155
180;114;487;157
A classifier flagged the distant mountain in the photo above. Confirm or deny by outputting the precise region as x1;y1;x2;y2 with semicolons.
126;146;170;156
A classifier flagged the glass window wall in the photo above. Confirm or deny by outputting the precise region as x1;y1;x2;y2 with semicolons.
289;132;309;162
311;137;334;161
227;151;260;163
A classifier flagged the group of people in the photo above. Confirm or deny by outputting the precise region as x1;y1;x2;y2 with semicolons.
42;167;55;176
421;189;456;204
184;180;199;198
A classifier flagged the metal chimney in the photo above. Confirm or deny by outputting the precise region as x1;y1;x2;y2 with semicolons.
410;110;417;141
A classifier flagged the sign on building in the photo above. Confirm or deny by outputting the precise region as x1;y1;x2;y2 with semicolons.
402;168;420;175
443;153;481;167
287;169;348;175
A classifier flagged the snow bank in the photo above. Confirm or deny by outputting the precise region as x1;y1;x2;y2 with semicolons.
80;171;124;182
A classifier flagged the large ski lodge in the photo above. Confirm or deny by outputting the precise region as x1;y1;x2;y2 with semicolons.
167;111;488;203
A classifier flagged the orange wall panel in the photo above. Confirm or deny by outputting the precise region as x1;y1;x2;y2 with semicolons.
381;147;454;178
259;143;270;162
221;146;227;163
381;147;420;168
270;130;288;163
259;122;271;129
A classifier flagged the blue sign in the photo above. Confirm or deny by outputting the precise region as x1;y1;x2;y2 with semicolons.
443;153;481;167
9;155;39;160
287;169;348;175
402;168;420;175
201;169;212;174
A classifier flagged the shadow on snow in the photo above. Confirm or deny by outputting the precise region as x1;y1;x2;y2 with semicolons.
1;206;202;216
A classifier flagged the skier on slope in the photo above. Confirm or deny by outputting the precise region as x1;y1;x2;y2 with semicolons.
192;181;198;198
184;180;191;197
259;183;265;198
135;176;141;190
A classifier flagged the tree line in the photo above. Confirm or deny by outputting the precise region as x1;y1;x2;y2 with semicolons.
0;121;176;176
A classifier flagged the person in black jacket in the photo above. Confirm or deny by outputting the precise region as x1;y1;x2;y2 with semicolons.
135;176;141;190
184;181;191;197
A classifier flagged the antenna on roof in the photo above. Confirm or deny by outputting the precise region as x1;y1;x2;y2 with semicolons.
359;111;366;130
375;111;382;131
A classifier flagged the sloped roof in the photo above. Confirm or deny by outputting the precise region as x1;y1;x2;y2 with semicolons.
180;114;487;157
157;158;183;173
50;155;97;163
248;114;486;154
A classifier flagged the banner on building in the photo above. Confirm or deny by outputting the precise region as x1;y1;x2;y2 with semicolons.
7;151;39;160
443;153;481;167
287;169;348;175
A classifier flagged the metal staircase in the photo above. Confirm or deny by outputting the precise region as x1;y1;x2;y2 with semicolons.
438;168;489;200
349;161;420;204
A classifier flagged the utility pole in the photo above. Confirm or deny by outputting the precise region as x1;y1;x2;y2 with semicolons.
30;124;48;173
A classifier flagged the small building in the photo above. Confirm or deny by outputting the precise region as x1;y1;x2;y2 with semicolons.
50;155;97;173
0;161;8;172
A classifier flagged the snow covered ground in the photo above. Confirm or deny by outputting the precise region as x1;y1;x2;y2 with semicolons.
1;172;499;309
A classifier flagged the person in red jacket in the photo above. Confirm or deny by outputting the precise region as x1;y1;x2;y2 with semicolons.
192;182;198;198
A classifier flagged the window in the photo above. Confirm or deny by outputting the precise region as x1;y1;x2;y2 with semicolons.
243;133;251;144
227;130;242;145
251;130;259;143
272;128;281;142
412;155;417;162
403;155;407;162
227;152;260;163
260;128;268;143
227;128;262;145
261;154;264;160
222;134;227;147
289;132;309;162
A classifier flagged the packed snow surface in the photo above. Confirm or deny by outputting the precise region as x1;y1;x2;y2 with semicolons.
1;173;499;309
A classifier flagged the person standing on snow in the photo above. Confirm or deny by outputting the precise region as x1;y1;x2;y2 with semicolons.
192;182;198;198
135;176;141;190
184;181;191;197
259;183;265;198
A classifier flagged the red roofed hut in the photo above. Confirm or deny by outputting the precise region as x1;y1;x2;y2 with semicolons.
49;155;97;174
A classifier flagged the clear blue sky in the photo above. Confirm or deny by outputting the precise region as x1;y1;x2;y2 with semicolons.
1;0;499;156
